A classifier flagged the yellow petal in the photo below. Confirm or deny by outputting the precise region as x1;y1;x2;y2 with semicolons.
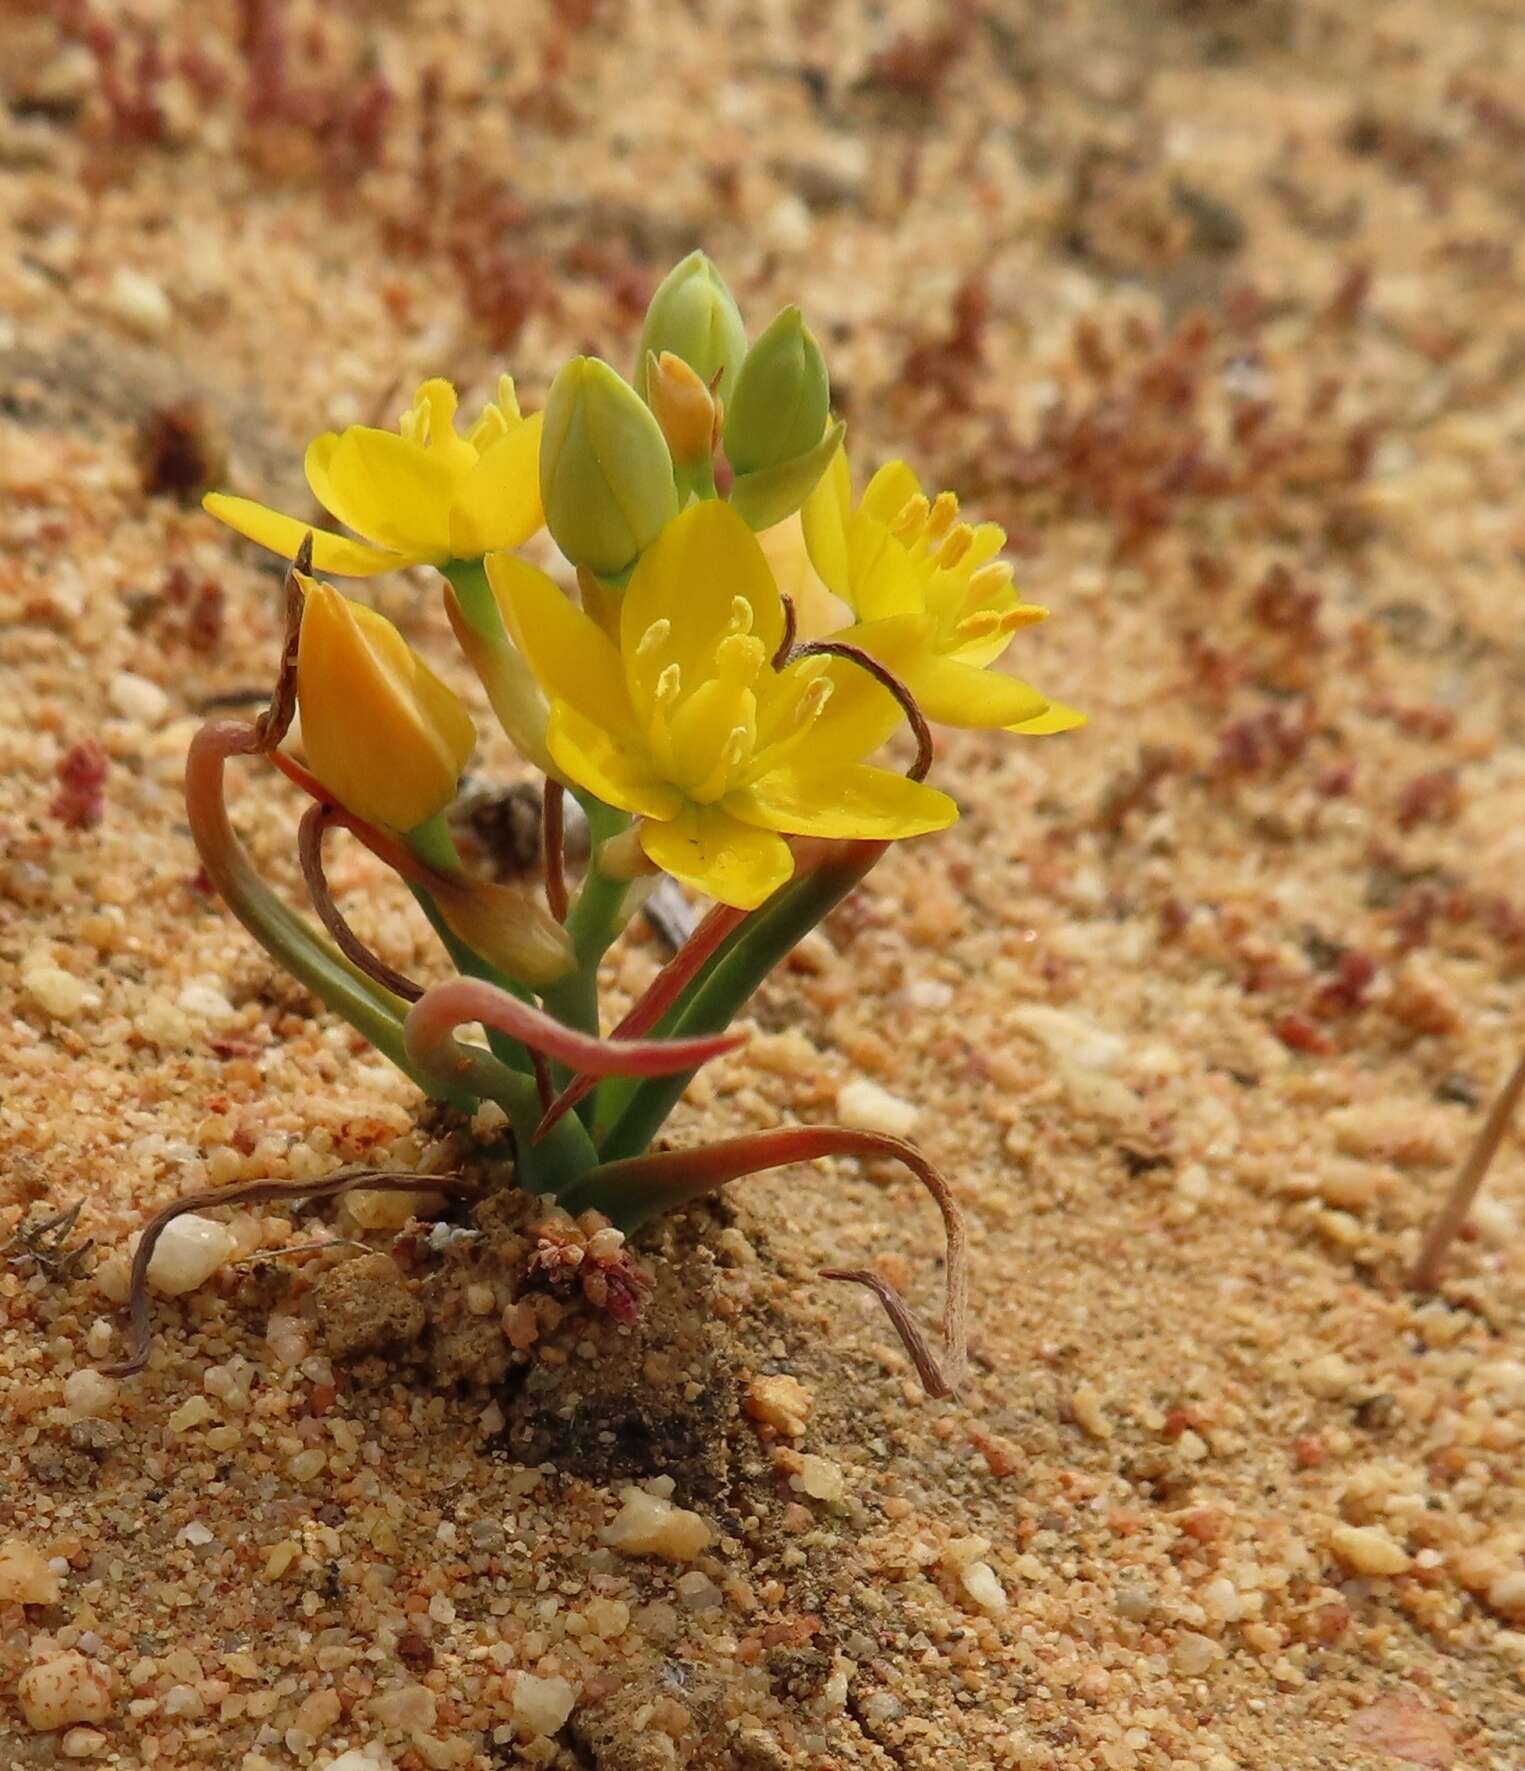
487;551;635;732
638;802;794;910
201;493;404;576
620;502;785;720
546;701;684;822
297;580;475;830
449;411;545;557
1008;700;1087;735
325;428;455;559
749;650;902;779
859;459;922;526
899;653;1049;728
848;517;925;620
799;439;852;599
729;763;956;841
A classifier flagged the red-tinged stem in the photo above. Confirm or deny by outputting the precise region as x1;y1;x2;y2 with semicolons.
1411;1047;1525;1289
299;804;424;1003
534;902;748;1143
404;976;748;1104
561;1125;968;1397
543;780;569;923
101;1167;482;1378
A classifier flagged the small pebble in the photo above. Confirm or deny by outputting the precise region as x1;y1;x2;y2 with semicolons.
104;268;173;339
745;1373;815;1438
18;1652;114;1731
791;1454;845;1503
836;1078;920;1139
145;1213;236;1296
0;1538;61;1605
601;1487;712;1562
63;1369;118;1422
1329;1524;1410;1577
108;670;171;726
511;1672;577;1737
24;965;88;1021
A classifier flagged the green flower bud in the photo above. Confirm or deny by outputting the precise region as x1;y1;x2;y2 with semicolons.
636;252;748;405
723;306;830;478
540;356;679;579
728;418;846;533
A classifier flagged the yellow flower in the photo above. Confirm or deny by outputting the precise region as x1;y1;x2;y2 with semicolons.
486;501;956;910
296;575;475;831
204;378;543;576
801;449;1084;735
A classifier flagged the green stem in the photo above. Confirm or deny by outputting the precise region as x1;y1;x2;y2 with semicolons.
187;721;469;1106
596;841;887;1160
539;795;631;1059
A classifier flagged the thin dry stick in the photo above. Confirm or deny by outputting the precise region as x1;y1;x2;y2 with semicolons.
1411;1047;1525;1290
577;1126;968;1396
771;592;797;670
790;641;935;781
542;780;569;922
101;1168;482;1378
299;804;425;1002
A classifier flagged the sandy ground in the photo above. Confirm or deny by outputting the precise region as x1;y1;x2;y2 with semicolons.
4;0;1525;1766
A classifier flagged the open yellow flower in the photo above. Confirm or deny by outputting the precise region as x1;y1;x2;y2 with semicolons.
296;575;476;831
801;449;1084;735
205;378;543;576
487;501;956;910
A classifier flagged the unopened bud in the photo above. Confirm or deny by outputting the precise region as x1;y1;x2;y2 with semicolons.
540;357;678;578
723;305;831;477
637;251;748;404
296;578;474;833
728;419;846;533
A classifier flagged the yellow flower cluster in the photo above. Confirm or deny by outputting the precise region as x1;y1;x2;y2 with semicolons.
203;258;1081;911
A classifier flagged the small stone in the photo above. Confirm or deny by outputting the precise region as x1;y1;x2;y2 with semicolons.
584;1597;630;1638
1300;1352;1358;1400
676;1570;723;1611
342;1187;448;1231
60;1729;107;1759
1172;1632;1218;1676
63;1369;118;1421
175;981;236;1026
372;1684;437;1733
24;965;88;1020
1071;1383;1111;1440
960;1561;1008;1615
162;1683;204;1718
1347;1692;1457;1767
108;670;171;725
511;1672;577;1737
168;1394;215;1433
791;1454;845;1503
1330;1524;1410;1577
0;1538;61;1605
1487;1571;1525;1617
18;1652;114;1731
146;1213;236;1296
601;1487;712;1562
105;268;173;339
835;1078;920;1139
745;1374;815;1438
290;1687;341;1741
327;1753;396;1771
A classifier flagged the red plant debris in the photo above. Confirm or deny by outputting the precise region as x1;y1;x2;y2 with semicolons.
49;739;110;830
